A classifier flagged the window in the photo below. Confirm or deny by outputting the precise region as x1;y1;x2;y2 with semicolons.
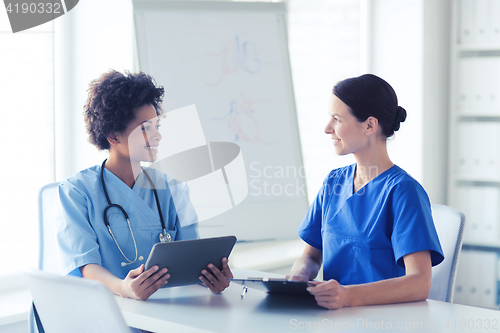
0;13;55;276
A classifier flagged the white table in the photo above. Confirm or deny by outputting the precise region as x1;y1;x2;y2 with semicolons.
115;270;500;333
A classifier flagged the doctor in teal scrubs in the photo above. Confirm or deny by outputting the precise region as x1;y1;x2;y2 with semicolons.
288;74;444;309
57;70;232;301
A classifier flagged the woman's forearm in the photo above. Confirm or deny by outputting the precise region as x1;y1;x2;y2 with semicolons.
80;264;125;297
289;244;323;281
346;270;431;307
290;255;321;280
346;251;432;307
307;251;433;309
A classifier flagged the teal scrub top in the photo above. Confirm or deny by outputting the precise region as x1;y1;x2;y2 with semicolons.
298;164;444;285
56;165;199;279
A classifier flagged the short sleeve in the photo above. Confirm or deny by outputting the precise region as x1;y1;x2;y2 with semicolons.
297;178;329;251
167;177;199;228
391;181;444;268
166;176;199;240
57;182;102;276
177;223;199;240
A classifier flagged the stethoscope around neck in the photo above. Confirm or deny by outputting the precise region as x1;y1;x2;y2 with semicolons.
100;159;172;267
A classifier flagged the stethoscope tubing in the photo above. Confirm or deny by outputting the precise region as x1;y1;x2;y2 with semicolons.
100;159;171;266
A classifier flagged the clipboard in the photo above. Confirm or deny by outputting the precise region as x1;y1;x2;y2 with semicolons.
229;278;313;296
145;235;237;288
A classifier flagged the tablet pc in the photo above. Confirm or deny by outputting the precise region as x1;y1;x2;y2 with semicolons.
145;235;237;288
229;278;313;296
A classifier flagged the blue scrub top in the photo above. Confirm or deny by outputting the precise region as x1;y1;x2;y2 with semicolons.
56;164;199;279
298;164;444;285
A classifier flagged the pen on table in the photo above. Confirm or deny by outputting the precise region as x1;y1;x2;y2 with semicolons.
240;286;248;299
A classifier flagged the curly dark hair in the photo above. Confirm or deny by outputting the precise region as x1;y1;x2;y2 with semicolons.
83;70;165;150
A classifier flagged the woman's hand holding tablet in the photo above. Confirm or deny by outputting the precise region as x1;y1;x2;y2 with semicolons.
121;264;170;300
199;257;233;293
144;236;237;290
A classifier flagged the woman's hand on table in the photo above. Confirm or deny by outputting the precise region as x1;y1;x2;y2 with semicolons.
307;279;350;310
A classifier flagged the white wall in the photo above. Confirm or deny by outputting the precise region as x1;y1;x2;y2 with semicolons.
366;0;450;204
54;0;135;181
1;321;26;333
287;0;360;202
53;0;362;202
422;0;450;205
367;0;424;181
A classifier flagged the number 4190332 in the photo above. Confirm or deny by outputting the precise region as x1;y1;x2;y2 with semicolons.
5;2;62;14
444;319;498;330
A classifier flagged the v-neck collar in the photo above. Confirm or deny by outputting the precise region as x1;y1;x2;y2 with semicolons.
101;165;151;196
350;163;397;196
101;166;158;222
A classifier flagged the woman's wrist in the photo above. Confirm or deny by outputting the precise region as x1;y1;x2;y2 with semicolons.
343;285;356;307
117;279;128;298
298;269;311;281
288;267;310;281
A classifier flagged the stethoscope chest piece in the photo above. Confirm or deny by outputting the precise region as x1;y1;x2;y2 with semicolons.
100;159;174;266
159;230;172;243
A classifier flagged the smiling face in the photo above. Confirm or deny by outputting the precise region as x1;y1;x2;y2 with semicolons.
114;104;162;164
324;94;372;156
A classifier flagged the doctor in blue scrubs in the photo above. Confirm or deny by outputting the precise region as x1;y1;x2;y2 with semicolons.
57;70;232;301
288;74;444;309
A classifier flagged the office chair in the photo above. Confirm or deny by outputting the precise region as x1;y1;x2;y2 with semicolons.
29;182;60;333
29;183;140;333
37;182;61;273
428;204;466;303
26;269;131;333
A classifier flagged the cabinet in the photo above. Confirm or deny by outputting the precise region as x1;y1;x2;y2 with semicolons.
449;0;500;308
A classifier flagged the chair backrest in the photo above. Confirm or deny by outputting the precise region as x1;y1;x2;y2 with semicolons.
26;269;131;333
38;182;61;273
30;182;60;333
428;204;465;303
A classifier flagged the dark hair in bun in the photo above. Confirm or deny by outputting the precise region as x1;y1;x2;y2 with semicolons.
333;74;406;138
